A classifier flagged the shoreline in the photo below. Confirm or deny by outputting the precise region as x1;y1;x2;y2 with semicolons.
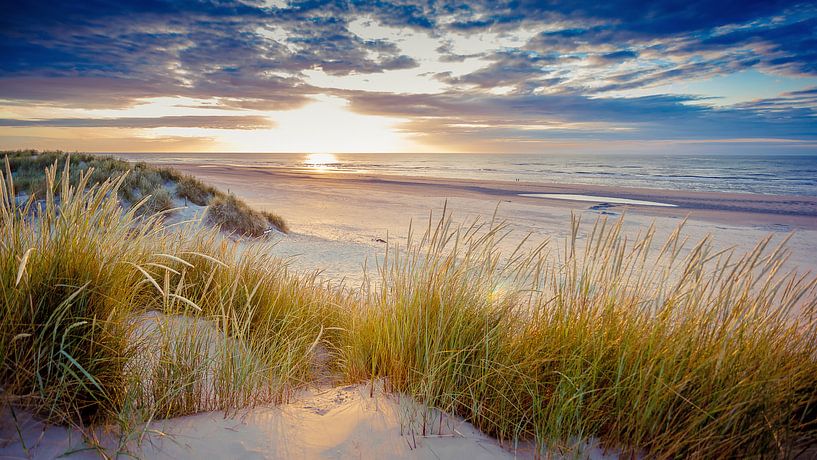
117;157;817;281
156;163;817;230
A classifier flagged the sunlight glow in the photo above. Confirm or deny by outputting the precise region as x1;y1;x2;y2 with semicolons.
216;95;429;153
304;153;339;170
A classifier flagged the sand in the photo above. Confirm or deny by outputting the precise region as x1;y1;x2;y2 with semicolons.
3;312;560;459
1;385;550;459
156;162;817;283
172;165;817;228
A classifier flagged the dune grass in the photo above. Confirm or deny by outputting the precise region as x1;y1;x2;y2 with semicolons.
340;208;817;457
206;194;289;236
3;149;287;232
0;158;334;452
1;157;816;457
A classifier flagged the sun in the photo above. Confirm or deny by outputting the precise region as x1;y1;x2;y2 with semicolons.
213;95;427;153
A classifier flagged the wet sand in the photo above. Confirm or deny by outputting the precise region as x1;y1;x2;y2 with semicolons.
168;164;817;230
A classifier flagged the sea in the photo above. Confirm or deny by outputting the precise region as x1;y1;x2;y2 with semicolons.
115;152;817;197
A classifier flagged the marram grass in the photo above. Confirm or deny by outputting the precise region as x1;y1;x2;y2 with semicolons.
340;207;817;457
1;158;816;457
3;149;287;234
0;158;334;452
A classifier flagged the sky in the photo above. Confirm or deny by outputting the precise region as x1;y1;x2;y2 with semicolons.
1;0;816;154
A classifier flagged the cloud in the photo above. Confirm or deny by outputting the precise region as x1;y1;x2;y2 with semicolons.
0;0;815;151
438;49;567;90
342;90;707;125
0;0;419;110
0;134;218;153
442;0;801;35
441;2;817;95
698;17;817;74
0;76;194;109
337;88;817;152
0;115;275;129
734;86;817;117
594;50;639;63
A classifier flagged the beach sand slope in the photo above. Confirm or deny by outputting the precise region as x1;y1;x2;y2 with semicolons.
1;385;559;459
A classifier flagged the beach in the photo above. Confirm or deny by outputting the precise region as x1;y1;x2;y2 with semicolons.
145;158;817;283
2;151;816;459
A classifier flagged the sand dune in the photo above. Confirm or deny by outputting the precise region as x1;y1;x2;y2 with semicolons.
1;385;551;459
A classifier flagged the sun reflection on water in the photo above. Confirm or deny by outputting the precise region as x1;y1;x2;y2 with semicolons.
303;153;339;170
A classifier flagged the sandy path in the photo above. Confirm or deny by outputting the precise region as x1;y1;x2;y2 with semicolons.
1;315;557;460
2;384;563;459
132;385;528;459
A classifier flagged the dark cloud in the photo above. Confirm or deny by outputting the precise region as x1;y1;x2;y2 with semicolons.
0;75;314;110
439;49;567;90
0;0;418;110
442;0;800;35
447;2;817;95
734;86;817;116
338;88;817;145
0;115;275;129
343;90;707;125
0;77;172;108
596;50;638;63
699;17;817;74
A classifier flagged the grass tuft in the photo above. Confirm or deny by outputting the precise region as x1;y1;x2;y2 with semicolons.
176;175;216;206
0;157;327;445
340;208;817;457
206;194;288;236
2;149;288;234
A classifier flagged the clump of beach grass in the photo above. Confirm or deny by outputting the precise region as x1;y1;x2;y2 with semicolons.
340;207;817;457
206;193;289;236
3;150;287;233
175;175;217;206
0;157;333;452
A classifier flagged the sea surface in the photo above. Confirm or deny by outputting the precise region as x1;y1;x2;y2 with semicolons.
114;152;817;197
